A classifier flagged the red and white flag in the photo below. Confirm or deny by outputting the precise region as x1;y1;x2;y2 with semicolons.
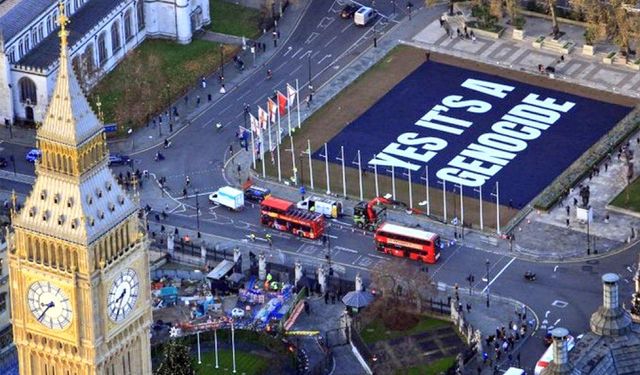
277;91;287;116
286;83;297;107
267;98;277;123
250;113;260;134
258;106;268;129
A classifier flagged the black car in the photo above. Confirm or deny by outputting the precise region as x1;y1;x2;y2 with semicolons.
341;3;359;19
108;153;132;166
0;157;7;168
244;185;271;203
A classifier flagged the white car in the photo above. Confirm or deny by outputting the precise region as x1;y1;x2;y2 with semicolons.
231;307;245;318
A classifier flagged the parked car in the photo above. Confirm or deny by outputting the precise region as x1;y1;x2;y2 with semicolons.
25;149;42;163
108;153;132;166
354;6;376;26
0;157;7;168
340;3;359;19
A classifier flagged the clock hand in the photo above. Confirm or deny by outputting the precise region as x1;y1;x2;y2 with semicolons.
37;301;55;322
114;289;127;303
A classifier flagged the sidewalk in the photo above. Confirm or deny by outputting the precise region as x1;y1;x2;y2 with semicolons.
225;4;640;262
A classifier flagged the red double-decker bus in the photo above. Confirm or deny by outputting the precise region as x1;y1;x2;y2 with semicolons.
374;222;441;263
260;196;325;239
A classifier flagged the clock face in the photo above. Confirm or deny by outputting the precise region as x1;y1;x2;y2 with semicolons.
107;268;139;323
27;281;72;330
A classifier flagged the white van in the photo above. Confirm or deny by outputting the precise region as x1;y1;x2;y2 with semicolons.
354;6;375;26
296;197;343;218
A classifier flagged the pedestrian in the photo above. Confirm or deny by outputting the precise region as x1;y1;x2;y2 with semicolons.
185;176;191;186
324;292;329;304
560;54;565;62
456;28;461;37
470;30;476;42
183;188;187;197
201;76;206;89
482;352;488;364
196;95;201;107
439;16;444;27
425;51;430;61
304;300;310;315
161;210;167;220
466;303;471;313
277;30;280;39
605;213;610;223
573;197;578;206
154;213;160;221
208;93;212;102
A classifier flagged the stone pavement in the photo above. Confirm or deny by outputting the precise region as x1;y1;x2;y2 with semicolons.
224;4;640;263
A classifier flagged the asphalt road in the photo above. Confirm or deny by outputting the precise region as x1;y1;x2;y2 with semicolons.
1;0;637;371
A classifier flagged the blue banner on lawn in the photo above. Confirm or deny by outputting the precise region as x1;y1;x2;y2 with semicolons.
313;61;633;207
104;123;117;133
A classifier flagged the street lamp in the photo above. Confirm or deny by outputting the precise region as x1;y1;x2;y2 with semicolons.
485;259;490;307
307;52;313;90
220;44;225;82
195;189;201;238
299;151;305;186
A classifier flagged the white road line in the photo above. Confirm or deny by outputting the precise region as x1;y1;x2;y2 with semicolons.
304;32;320;45
333;246;357;254
291;48;303;59
283;46;293;56
370;254;386;260
324;36;337;47
273;60;289;72
311;51;321;59
431;245;461;277
482;257;517;294
317;54;332;65
341;22;353;33
235;90;250;101
289;65;302;76
299;50;312;60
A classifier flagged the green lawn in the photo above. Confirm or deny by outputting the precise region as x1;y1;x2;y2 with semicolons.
399;356;456;375
194;349;269;374
208;0;262;39
91;39;227;134
611;177;640;212
360;316;449;344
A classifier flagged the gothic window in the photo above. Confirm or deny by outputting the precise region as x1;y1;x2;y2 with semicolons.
38;23;44;41
47;15;53;33
111;21;121;53
24;35;30;52
0;292;6;313
18;40;24;57
83;43;95;76
124;9;133;41
136;1;145;31
19;77;37;104
74;0;81;11
7;48;15;64
31;28;38;44
97;32;108;66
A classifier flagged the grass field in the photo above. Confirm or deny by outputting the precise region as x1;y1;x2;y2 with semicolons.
194;349;269;374
360;316;450;344
611;178;640;212
260;45;517;230
208;0;262;39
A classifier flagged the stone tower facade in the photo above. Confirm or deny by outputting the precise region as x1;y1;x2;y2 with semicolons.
0;33;14;125
6;4;152;374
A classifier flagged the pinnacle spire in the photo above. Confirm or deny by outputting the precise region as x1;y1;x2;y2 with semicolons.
37;0;103;147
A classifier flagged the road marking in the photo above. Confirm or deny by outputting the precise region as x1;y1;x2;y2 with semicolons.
311;51;321;59
554;265;559;272
283;46;293;56
545;311;550;318
481;257;516;294
324;36;337;47
291;48;303;58
553;318;561;326
627;266;634;273
317;54;333;65
304;32;320;45
299;50;312;60
273;60;289;72
289;65;302;76
235;90;250;101
370;254;386;260
340;22;353;33
551;300;568;308
318;17;335;29
333;246;357;254
431;245;461;278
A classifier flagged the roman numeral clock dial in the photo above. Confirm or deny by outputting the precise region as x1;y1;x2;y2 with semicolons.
107;268;140;323
27;281;73;330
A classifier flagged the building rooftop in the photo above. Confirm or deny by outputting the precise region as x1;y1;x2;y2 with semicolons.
0;0;54;42
569;325;640;374
17;0;121;70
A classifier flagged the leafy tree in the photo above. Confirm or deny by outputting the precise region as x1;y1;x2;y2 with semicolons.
155;339;195;375
490;0;503;21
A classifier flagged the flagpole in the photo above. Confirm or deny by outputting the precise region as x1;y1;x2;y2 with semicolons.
267;106;273;153
287;95;292;136
251;127;256;169
276;107;282;182
260;132;266;178
426;165;430;216
308;139;314;190
391;165;396;200
357;150;363;201
296;79;301;129
324;143;330;194
373;158;379;197
341;146;346;197
290;135;297;184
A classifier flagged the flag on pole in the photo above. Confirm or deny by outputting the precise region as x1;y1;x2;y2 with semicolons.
258;106;268;129
267;98;277;123
286;83;297;106
249;113;260;134
277;91;287;116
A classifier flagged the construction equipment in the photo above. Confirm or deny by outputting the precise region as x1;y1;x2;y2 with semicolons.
353;194;412;231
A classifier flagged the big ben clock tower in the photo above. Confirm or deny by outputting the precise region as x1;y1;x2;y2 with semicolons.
6;3;153;374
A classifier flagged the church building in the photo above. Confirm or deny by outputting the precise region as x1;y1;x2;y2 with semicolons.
0;0;210;125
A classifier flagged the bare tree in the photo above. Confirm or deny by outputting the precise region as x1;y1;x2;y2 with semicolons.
370;260;435;314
